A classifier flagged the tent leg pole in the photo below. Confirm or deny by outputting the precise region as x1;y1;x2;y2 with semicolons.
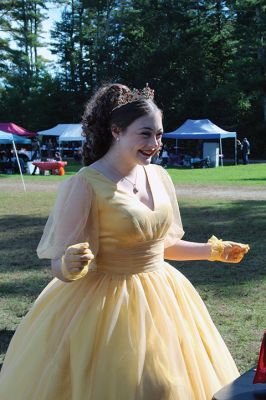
12;140;26;192
235;137;237;165
220;138;223;167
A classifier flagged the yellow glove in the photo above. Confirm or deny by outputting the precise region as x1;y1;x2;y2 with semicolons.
61;242;95;281
208;235;250;263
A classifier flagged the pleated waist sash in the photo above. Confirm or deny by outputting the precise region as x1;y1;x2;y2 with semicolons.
96;239;165;275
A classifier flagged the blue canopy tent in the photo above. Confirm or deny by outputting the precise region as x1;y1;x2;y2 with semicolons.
0;133;31;145
0;130;26;191
164;119;237;166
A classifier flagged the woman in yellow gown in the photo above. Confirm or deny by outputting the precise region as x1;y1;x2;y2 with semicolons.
0;84;249;400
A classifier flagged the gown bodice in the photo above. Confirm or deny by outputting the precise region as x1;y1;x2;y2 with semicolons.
37;164;184;275
84;168;173;274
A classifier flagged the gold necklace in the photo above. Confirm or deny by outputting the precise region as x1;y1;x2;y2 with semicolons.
122;169;139;194
103;160;139;194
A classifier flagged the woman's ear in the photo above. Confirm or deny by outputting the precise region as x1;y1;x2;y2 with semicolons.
111;124;121;141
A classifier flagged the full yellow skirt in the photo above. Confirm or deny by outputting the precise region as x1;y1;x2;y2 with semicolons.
0;263;239;400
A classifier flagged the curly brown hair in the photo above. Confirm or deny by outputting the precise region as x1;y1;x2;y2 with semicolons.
81;83;161;165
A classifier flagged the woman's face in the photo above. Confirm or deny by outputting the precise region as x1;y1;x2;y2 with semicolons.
114;111;163;166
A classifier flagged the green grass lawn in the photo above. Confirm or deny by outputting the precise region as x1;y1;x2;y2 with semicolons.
1;162;266;185
0;186;265;373
168;163;266;185
176;199;266;372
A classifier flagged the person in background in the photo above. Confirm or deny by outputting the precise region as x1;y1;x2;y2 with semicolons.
54;151;62;161
0;83;250;400
46;139;54;159
161;145;169;168
73;148;82;162
0;150;8;161
242;137;250;165
31;141;41;161
236;139;242;165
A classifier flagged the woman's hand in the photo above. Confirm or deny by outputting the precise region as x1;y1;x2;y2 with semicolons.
219;241;250;263
61;242;94;281
208;236;250;263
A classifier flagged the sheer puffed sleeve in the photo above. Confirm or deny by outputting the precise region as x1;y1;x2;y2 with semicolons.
157;166;184;248
37;174;97;259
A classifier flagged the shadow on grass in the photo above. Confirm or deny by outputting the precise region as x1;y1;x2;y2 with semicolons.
241;178;266;182
170;200;266;290
0;330;15;369
0;214;52;297
0;200;265;292
0;215;48;272
0;275;50;298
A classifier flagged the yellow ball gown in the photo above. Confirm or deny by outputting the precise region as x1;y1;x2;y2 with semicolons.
0;165;239;400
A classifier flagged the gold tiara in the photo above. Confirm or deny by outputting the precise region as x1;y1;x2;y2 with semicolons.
113;83;154;110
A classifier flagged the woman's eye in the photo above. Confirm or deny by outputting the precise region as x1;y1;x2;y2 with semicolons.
141;132;151;136
140;132;163;139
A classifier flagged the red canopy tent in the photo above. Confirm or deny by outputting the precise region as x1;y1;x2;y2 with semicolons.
0;122;36;137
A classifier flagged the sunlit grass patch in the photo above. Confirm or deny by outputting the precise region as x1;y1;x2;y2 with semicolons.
168;163;266;185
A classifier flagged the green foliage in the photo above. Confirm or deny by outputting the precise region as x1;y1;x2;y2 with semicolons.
0;0;265;153
0;0;51;129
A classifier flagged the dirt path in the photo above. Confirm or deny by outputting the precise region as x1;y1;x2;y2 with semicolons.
0;179;60;193
175;184;266;200
1;178;266;200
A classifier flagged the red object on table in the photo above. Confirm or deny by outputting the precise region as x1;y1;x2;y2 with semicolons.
32;161;67;174
253;331;266;384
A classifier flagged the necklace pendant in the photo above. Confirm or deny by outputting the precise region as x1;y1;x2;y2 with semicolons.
133;185;139;194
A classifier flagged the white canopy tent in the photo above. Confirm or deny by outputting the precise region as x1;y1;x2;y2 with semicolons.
58;124;84;142
38;124;84;158
57;125;84;157
0;130;26;191
164;119;237;166
38;124;83;139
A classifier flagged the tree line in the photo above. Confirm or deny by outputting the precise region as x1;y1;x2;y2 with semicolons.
0;0;265;156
